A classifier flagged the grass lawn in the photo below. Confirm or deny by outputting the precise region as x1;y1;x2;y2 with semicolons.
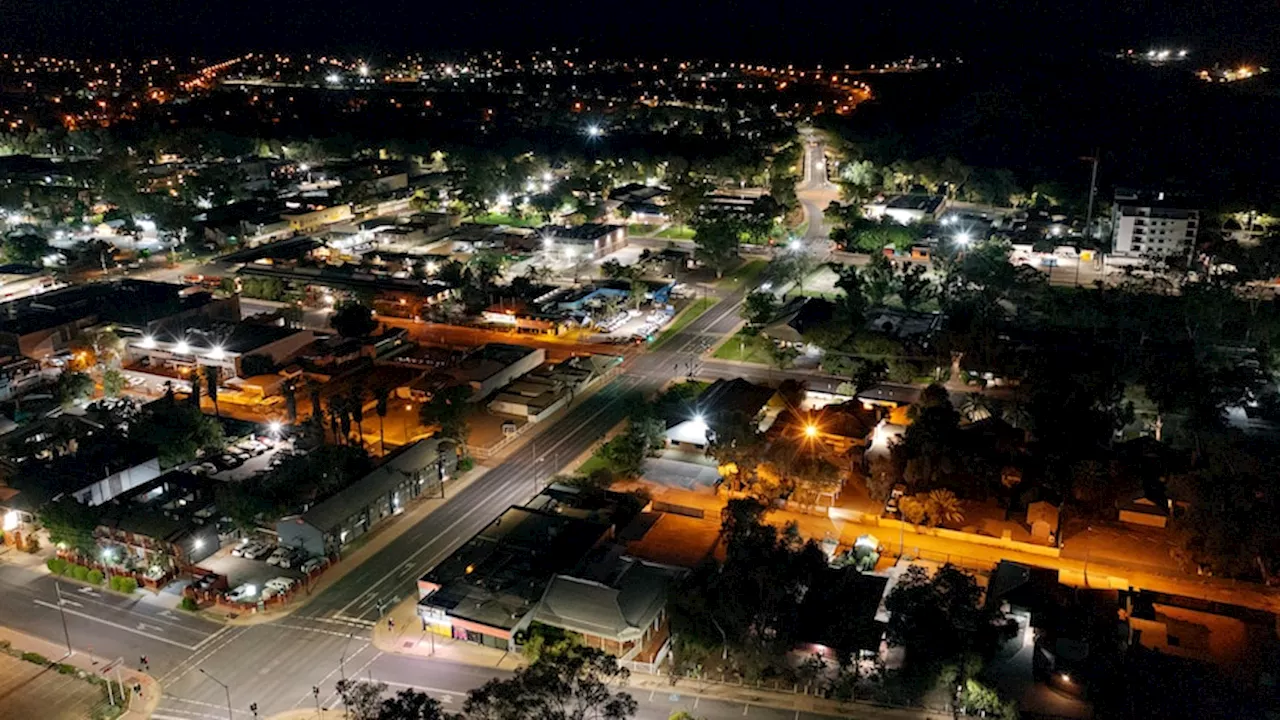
577;454;610;475
651;296;717;349
719;258;769;290
657;224;696;240
713;329;775;364
628;223;661;237
471;212;538;227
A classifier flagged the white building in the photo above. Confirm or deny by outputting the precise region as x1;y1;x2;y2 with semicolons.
1111;190;1199;261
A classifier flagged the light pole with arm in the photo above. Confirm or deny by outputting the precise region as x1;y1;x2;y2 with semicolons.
54;582;73;658
198;668;233;720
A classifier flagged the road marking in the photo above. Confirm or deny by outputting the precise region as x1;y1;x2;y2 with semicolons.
33;599;196;650
379;679;467;696
137;622;166;633
76;587;99;597
58;598;84;608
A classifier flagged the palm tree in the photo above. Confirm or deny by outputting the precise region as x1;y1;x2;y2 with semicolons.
924;489;964;528
349;388;365;448
960;393;992;422
203;365;221;418
374;388;390;454
899;495;927;526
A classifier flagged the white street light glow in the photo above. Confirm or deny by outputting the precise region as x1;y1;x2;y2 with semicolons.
173;340;190;354
586;124;602;137
955;232;972;245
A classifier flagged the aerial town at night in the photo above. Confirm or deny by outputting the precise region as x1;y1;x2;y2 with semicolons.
0;2;1278;719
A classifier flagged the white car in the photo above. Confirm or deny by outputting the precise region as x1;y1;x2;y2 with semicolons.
225;584;257;602
300;557;325;574
265;576;296;592
265;547;292;567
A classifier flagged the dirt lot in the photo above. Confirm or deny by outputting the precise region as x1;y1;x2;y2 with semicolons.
0;652;114;720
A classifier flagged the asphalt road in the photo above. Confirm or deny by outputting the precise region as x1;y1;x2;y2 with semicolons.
0;280;864;720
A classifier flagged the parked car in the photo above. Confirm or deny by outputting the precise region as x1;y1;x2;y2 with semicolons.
300;557;325;574
225;584;257;602
230;539;254;557
884;483;907;517
192;574;219;591
265;576;296;592
266;547;293;567
241;542;273;561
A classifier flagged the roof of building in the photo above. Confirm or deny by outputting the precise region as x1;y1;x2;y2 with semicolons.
883;194;945;213
542;223;622;242
419;486;642;632
451;344;541;384
0;280;217;337
299;438;456;533
764;297;836;338
694;377;778;422
97;470;218;543
533;557;685;641
864;307;943;340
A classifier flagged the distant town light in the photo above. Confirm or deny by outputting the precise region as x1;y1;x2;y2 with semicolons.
586;124;602;138
542;172;553;182
325;73;341;84
358;64;370;77
788;238;802;251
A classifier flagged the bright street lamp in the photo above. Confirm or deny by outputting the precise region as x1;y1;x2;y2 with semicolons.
173;339;190;355
804;424;819;438
586;124;602;138
954;232;972;246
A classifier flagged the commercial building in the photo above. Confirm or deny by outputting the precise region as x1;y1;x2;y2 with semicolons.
448;344;545;401
1111;189;1199;261
416;486;644;651
487;355;622;422
541;224;627;260
277;438;457;557
0;280;239;360
281;202;353;233
95;470;221;572
128;323;316;381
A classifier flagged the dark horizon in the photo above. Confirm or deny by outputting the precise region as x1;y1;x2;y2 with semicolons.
2;0;1276;65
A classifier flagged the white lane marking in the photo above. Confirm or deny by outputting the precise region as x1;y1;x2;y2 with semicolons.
58;598;84;608
33;599;196;650
137;622;166;633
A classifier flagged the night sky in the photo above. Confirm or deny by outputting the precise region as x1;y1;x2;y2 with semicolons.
2;0;1276;63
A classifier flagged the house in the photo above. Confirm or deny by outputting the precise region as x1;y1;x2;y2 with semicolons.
987;561;1098;696
863;194;947;224
609;183;669;224
772;400;880;456
863;307;944;344
416;486;643;651
533;554;685;663
0;355;41;401
761;297;836;347
665;378;782;450
95;471;221;571
277;438;457;557
1025;501;1061;545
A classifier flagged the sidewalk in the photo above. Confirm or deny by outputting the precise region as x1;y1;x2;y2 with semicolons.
0;625;160;720
369;596;946;720
213;464;492;626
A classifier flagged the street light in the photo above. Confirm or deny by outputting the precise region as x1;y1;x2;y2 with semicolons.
804;423;819;439
954;232;972;246
198;668;234;720
586;124;602;138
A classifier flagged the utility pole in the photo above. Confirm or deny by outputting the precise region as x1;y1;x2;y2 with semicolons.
198;669;233;720
54;582;73;657
1080;149;1100;287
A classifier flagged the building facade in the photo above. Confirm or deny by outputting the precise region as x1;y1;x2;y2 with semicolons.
1111;190;1199;261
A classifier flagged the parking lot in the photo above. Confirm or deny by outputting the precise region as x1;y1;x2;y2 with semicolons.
194;541;315;606
189;434;293;482
0;652;113;720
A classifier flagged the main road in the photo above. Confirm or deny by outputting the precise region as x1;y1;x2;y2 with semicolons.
0;278;867;720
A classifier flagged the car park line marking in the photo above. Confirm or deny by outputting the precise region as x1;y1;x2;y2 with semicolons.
33;599;197;650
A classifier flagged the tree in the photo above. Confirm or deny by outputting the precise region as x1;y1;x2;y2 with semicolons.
2;233;51;265
101;368;125;398
336;679;390;720
860;253;898;306
39;497;99;557
375;387;391;454
131;397;226;468
204;365;221;418
896;263;934;310
691;217;740;278
923;489;964;527
238;353;276;377
852;358;888;392
374;689;452;720
831;264;867;325
284;380;298;425
742;291;779;327
419;385;471;449
332;301;379;338
883;564;1009;666
463;646;637;720
56;371;94;406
